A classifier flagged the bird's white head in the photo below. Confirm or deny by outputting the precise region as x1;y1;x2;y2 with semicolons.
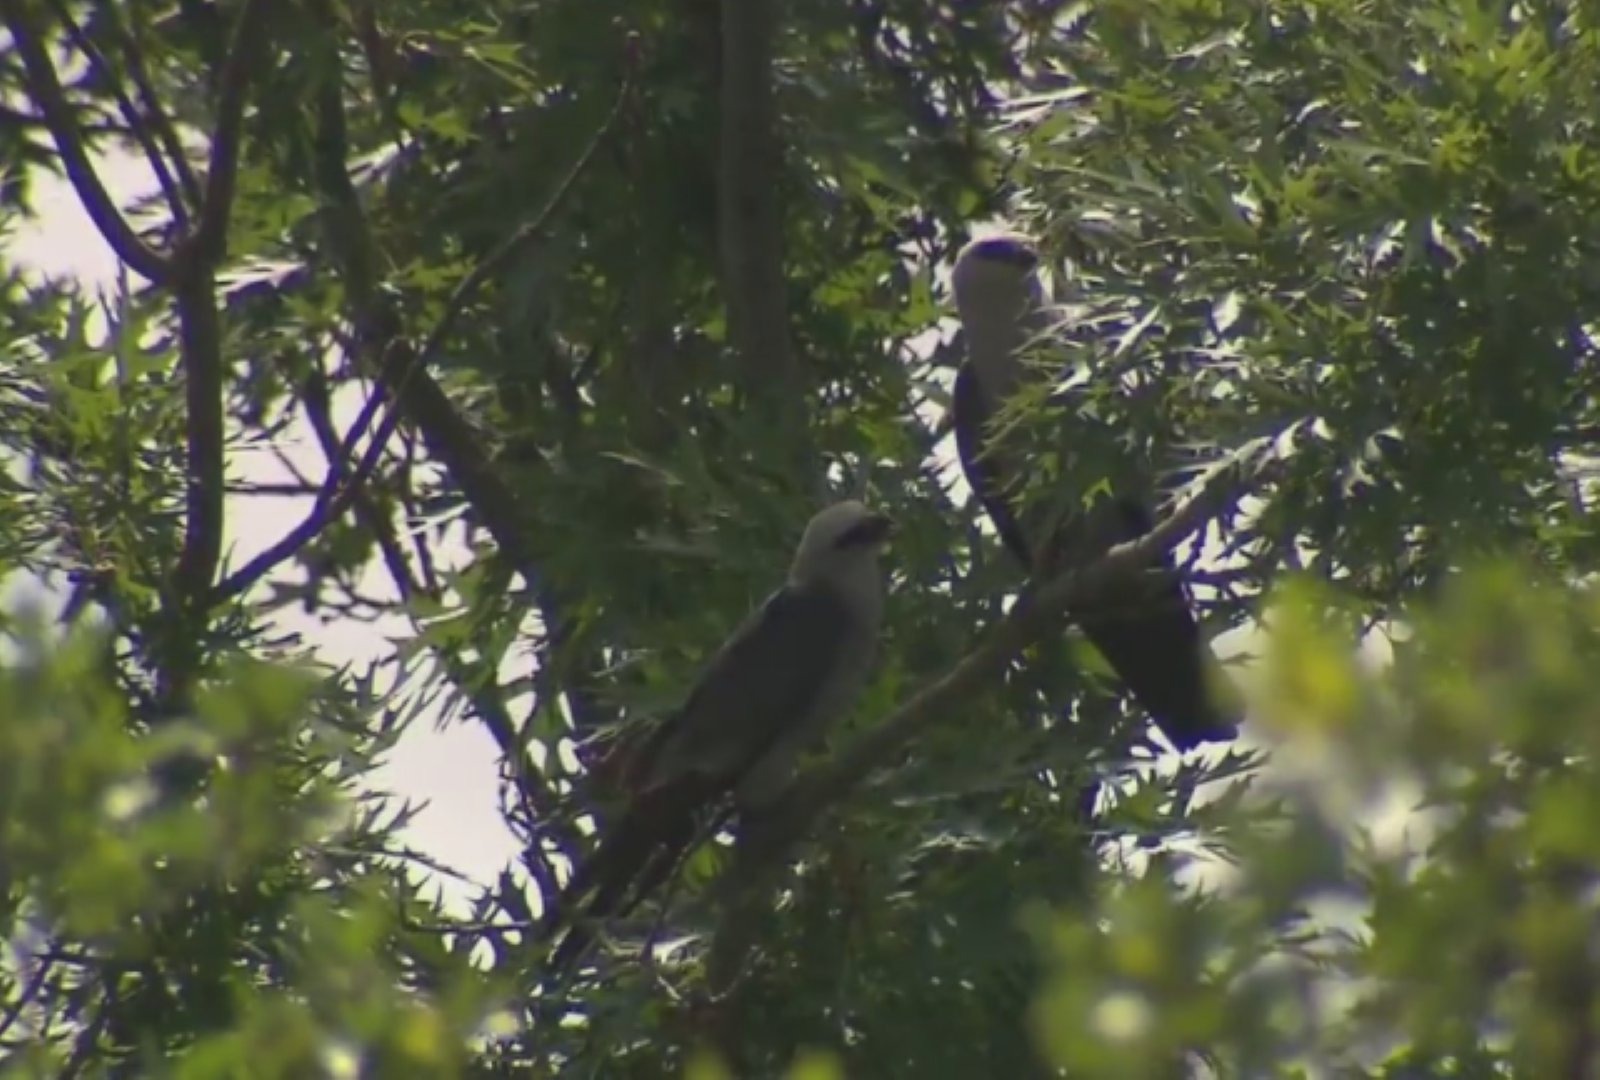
789;500;894;595
950;232;1043;328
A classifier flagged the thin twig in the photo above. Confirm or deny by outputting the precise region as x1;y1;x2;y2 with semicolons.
225;481;325;496
307;358;567;894
0;946;55;1042
209;390;388;604
403;912;539;937
59;972;116;1080
320;374;388;487
302;366;423;601
100;0;204;207
179;0;271;269
44;0;189;228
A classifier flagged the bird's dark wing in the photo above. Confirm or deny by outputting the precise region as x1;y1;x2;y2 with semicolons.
954;362;1034;568
543;583;858;973
956;363;1237;750
544;774;723;974
1068;499;1238;750
646;581;858;787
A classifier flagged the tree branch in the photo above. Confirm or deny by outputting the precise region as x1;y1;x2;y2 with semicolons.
209;19;642;767
236;22;642;746
707;444;1274;987
169;268;227;609
302;364;576;899
100;0;204;208
168;0;272;614
0;942;55;1043
179;0;271;270
1;0;171;283
44;0;190;229
292;22;637;544
209;375;390;605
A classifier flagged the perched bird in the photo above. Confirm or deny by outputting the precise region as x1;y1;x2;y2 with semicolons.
949;232;1237;750
543;500;894;971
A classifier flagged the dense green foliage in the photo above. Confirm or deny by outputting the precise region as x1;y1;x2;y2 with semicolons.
4;1;1600;1075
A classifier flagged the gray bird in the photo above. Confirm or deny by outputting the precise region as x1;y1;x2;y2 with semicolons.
949;232;1236;751
544;500;894;970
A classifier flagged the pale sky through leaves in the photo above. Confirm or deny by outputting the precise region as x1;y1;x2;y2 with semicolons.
10;153;520;908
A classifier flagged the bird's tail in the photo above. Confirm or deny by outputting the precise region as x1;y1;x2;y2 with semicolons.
1076;573;1238;752
540;775;721;976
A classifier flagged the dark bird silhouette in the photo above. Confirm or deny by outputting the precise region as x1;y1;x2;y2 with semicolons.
949;232;1237;751
541;501;893;972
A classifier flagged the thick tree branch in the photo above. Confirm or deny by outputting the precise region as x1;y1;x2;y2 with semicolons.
717;0;808;459
169;268;226;608
2;0;171;282
707;446;1274;987
8;0;270;632
208;24;432;605
242;25;641;729
168;0;271;614
823;468;1250;805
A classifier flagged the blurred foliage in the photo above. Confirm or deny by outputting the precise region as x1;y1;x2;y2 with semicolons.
1;0;1599;1075
0;616;496;1075
1032;564;1600;1078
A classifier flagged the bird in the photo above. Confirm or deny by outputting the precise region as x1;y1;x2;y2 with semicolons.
949;231;1237;751
542;499;894;972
